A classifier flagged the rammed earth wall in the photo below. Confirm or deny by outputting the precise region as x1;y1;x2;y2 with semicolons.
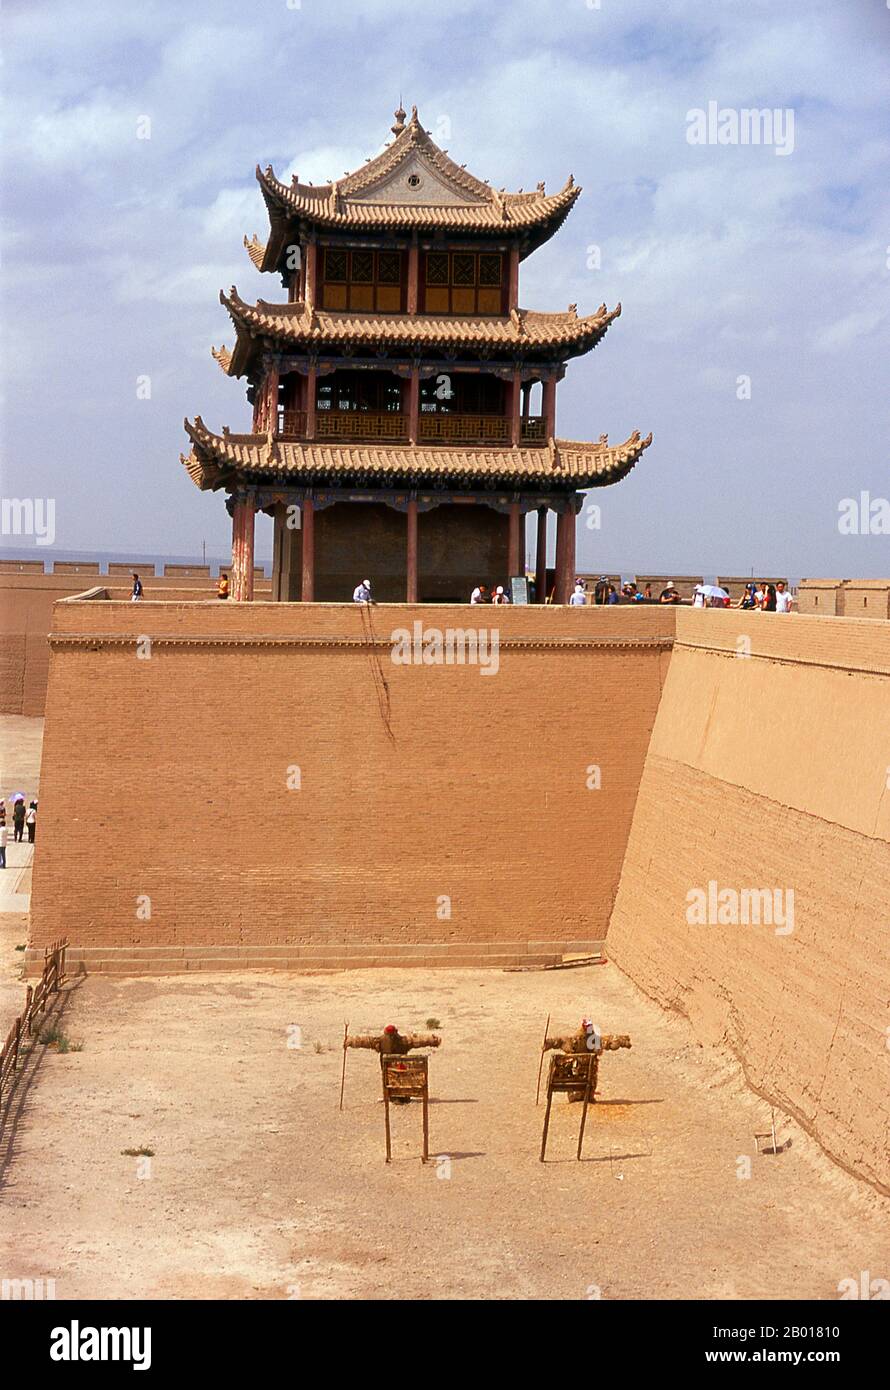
607;607;890;1194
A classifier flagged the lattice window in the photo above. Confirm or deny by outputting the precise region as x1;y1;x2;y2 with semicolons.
479;253;503;286
324;249;348;282
377;251;401;284
425;252;449;285
452;253;476;286
351;251;374;283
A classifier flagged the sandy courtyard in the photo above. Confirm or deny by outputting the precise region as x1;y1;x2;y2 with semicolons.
2;957;887;1301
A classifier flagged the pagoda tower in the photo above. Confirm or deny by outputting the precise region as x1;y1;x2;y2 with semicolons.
182;105;652;602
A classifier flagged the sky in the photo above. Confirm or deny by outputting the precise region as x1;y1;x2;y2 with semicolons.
1;0;888;577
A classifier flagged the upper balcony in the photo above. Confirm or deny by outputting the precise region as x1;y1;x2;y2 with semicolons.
274;368;550;447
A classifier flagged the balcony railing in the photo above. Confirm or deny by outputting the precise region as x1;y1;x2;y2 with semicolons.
419;413;510;443
276;410;549;445
315;410;409;441
521;416;547;442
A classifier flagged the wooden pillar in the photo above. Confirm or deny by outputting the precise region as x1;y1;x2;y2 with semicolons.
408;367;420;444
508;247;520;311
542;376;557;438
406;497;419;602
522;381;531;424
231;494;256;602
407;237;419;315
554;508;576;605
535;506;548;603
304;240;317;311
510;369;522;447
305;364;317;439
266;364;280;435
301;498;315;602
507;502;521;577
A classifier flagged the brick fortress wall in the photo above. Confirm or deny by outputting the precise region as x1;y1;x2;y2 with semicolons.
607;607;890;1193
28;601;673;968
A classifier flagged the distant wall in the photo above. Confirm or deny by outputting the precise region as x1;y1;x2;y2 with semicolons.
797;577;890;617
29;601;672;964
0;569;270;714
607;608;890;1194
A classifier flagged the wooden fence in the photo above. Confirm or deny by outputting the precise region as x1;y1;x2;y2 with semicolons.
0;939;68;1106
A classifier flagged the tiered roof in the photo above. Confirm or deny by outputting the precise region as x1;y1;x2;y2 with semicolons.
182;417;653;492
215;289;621;376
254;105;581;274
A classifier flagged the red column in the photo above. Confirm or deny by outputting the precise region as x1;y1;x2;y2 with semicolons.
510;369;522;446
305;365;317;439
535;506;548;603
554;509;576;604
304;241;317;310
301;498;315;602
407;239;419;314
508;247;520;311
406;497;418;602
231;495;256;601
507;502;521;577
266;365;280;435
542;377;557;437
408;368;420;444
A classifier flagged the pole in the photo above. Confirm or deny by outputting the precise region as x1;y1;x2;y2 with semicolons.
535;1013;551;1105
338;1021;349;1111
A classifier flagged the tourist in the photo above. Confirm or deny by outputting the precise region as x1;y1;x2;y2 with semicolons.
131;572;143;601
217;572;230;600
692;584;706;608
353;578;372;603
643;583;652;600
470;583;490;604
491;585;510;605
659;581;681;604
607;585;619;605
0;799;5;826
763;583;777;612
569;581;587;607
0;821;6;870
593;576;610;605
737;583;758;610
775;581;794;613
26;801;37;844
12;798;25;843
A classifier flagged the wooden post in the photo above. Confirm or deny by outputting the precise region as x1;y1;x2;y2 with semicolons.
407;237;419;315
507;501;521;577
508;246;520;312
535;1012;551;1105
301;498;315;602
304;240;317;311
542;376;557;438
384;1085;392;1164
338;1021;349;1111
266;364;280;436
421;1075;430;1164
554;509;575;605
406;497;419;602
231;495;255;602
535;506;548;604
510;369;522;447
305;364;317;440
408;367;420;444
539;1060;555;1162
577;1063;594;1161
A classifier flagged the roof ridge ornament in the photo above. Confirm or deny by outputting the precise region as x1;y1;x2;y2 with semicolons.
392;104;407;135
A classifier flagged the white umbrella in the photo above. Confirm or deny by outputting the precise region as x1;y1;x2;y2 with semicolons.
694;585;729;598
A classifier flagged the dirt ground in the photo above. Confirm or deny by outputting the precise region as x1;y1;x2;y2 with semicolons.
2;958;888;1301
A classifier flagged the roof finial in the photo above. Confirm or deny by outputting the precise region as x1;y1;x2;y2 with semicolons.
392;103;407;135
